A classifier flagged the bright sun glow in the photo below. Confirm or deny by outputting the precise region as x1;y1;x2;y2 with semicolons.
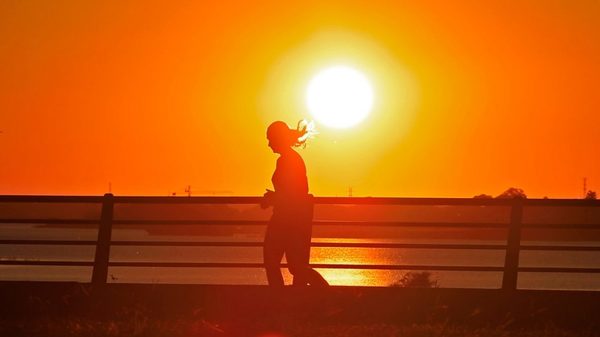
306;66;374;128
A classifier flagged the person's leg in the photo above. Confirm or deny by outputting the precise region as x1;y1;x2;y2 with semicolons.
291;272;308;286
287;225;329;287
263;225;285;287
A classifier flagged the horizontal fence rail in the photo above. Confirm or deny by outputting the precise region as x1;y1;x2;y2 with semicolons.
1;194;600;289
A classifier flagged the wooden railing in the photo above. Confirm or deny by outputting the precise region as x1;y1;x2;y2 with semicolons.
1;194;600;290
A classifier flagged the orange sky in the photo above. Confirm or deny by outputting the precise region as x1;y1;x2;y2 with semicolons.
1;1;599;198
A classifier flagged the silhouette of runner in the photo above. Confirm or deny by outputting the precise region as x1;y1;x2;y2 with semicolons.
261;120;329;287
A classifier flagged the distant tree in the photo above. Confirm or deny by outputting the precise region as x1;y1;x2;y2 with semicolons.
585;190;597;200
496;187;527;199
473;194;493;199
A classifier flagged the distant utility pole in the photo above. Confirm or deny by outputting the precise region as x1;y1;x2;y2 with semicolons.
170;185;195;196
348;187;353;197
108;182;112;194
583;177;588;198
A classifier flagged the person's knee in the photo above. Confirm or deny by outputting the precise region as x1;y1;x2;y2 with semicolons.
265;261;281;271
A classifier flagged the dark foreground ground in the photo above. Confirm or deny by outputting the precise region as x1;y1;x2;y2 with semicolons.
1;283;600;337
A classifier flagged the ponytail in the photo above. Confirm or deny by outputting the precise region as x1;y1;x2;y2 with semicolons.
293;119;317;148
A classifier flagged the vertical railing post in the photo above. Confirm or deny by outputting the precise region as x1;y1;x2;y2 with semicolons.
502;198;524;291
92;193;114;285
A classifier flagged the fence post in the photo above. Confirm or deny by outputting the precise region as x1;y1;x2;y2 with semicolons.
92;193;114;285
502;198;523;291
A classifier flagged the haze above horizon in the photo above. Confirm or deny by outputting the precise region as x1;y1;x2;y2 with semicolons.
1;1;599;198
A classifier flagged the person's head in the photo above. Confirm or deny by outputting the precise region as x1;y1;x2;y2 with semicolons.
266;120;311;154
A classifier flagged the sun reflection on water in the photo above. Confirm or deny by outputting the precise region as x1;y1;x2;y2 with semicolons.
310;240;395;286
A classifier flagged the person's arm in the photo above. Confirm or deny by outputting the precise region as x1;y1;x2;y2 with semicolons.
261;189;275;209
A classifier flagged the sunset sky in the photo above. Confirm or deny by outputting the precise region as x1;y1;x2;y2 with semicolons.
1;1;599;198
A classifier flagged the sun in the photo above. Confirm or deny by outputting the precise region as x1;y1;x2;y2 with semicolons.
306;66;374;128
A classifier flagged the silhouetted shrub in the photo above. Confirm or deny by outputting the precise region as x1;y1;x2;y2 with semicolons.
391;271;439;288
496;188;527;199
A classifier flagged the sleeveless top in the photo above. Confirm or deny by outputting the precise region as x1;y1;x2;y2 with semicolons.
271;150;312;223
